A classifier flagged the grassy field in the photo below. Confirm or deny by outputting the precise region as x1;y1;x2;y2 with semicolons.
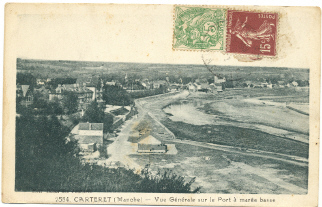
162;120;308;158
187;87;309;102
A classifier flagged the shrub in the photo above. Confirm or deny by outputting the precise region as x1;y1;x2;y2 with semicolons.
15;113;200;193
139;167;201;193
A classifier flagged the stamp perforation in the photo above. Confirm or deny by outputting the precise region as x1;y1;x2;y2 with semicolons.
172;4;281;59
172;5;226;51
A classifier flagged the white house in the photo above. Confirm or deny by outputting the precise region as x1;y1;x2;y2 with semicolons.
214;75;226;84
36;79;46;85
194;83;202;90
105;81;116;86
137;135;167;153
75;123;104;152
187;83;197;92
215;83;223;92
292;81;299;87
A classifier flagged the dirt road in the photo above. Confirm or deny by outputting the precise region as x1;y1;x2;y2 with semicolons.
106;116;143;172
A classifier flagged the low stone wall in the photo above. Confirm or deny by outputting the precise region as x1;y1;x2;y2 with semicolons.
147;112;175;139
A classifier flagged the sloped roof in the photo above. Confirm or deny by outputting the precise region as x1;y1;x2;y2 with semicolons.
63;84;76;90
78;123;104;131
138;144;166;151
75;135;103;144
138;135;161;145
21;85;30;97
200;83;209;88
153;80;167;85
105;81;116;85
199;78;209;84
74;87;93;94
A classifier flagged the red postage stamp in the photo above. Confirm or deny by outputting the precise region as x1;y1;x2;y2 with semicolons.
226;10;278;56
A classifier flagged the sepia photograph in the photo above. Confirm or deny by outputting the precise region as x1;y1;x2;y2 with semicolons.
15;59;309;194
2;2;320;206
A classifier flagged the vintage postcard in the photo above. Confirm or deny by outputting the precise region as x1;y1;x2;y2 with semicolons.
2;3;321;207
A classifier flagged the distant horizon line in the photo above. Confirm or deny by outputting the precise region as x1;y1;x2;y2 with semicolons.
16;57;309;71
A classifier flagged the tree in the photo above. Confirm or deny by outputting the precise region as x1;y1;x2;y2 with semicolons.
32;95;48;109
242;83;248;88
62;91;78;114
82;101;105;123
15;114;79;191
139;167;201;193
16;73;36;88
47;100;63;115
102;85;132;106
15;112;200;192
224;80;234;88
82;100;114;132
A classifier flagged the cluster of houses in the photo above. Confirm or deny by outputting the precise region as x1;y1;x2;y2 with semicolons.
49;82;105;110
70;116;168;155
185;76;304;92
18;73;306;159
124;79;170;93
46;77;106;111
17;74;175;111
187;75;226;93
123;74;227;94
124;75;226;94
16;73;228;110
16;73;306;112
68;107;135;154
244;80;301;88
16;76;107;111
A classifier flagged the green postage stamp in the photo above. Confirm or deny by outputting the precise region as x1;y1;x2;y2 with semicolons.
173;6;226;51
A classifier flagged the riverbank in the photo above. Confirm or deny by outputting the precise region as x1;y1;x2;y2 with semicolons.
126;89;309;194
